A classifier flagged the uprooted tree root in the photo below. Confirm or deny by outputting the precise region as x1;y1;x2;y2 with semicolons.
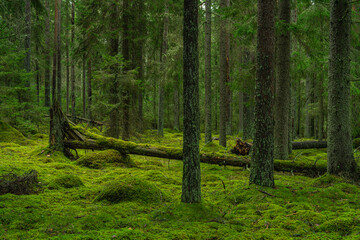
0;170;41;195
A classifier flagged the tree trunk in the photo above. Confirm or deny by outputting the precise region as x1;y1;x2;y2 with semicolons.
243;93;254;139
158;3;169;137
82;55;86;118
327;0;357;177
24;0;31;88
56;0;62;106
174;73;180;131
35;43;40;105
238;91;244;135
122;0;130;141
134;0;145;130
274;0;291;160
305;74;311;138
71;1;76;122
87;58;92;122
182;0;201;203
108;0;120;138
66;1;70;114
45;0;51;107
219;0;230;147
250;0;275;187
204;0;212;143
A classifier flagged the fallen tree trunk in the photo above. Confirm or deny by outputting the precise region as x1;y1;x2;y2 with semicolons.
292;141;327;149
64;133;326;174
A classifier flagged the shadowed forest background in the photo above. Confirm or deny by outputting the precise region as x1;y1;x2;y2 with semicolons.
1;0;360;239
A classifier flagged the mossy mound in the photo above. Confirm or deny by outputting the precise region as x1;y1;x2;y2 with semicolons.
48;175;84;189
311;174;344;187
76;149;136;169
95;175;165;203
0;121;26;143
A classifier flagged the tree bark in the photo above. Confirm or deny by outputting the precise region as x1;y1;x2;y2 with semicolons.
122;0;130;141
327;0;357;177
87;58;92;122
158;3;169;137
45;0;51;107
182;0;201;203
174;73;180;131
274;0;291;160
71;1;76;122
250;0;275;187
66;1;70;114
238;91;244;135
219;0;230;147
56;0;62;106
24;0;31;89
82;55;86;118
108;1;120;139
204;0;212;143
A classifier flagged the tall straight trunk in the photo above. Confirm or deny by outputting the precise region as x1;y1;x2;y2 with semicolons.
274;0;291;160
134;0;145;128
24;0;31;88
87;58;92;121
297;77;301;136
182;0;201;203
158;3;169;137
238;91;244;134
243;93;254;139
318;72;324;140
219;0;230;147
66;2;70;114
45;0;51;107
153;73;157;129
327;0;356;177
122;0;130;140
36;43;40;104
108;1;120;138
250;0;275;187
174;72;180;131
82;55;86;118
204;0;212;143
305;74;311;138
71;1;76;121
56;0;62;106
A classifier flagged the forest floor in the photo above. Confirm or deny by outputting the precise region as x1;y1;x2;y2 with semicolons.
1;125;360;239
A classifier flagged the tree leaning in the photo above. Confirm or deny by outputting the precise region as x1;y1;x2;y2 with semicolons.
182;0;201;203
327;0;357;178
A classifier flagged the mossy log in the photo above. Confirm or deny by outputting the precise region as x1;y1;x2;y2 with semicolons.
64;135;326;174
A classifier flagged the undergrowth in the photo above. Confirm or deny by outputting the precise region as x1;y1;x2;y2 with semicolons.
0;129;360;239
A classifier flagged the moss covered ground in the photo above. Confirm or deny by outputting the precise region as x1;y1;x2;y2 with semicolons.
1;128;360;239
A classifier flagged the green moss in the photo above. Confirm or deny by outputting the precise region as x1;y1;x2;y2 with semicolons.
76;149;136;169
95;175;166;203
311;174;343;187
0;121;26;143
319;217;359;235
201;141;226;153
48;174;84;189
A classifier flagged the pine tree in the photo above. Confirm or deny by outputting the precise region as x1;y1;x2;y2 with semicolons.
250;0;275;187
182;0;201;203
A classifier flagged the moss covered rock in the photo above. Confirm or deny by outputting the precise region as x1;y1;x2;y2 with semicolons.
0;121;26;143
76;149;136;169
95;175;165;203
48;174;84;189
